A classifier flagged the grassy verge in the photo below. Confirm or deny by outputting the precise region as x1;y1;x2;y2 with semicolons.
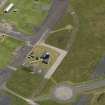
0;36;23;69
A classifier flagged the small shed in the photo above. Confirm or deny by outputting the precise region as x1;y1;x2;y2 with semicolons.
4;3;14;13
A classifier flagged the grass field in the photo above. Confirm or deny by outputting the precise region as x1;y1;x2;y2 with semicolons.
46;0;105;83
88;93;105;105
38;100;73;105
0;36;23;69
27;45;59;70
0;0;51;35
36;79;79;105
6;68;43;97
46;11;73;50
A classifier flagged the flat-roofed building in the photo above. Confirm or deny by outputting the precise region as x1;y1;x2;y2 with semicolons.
4;3;14;13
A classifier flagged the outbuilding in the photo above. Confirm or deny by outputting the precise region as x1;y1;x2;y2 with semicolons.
4;3;14;13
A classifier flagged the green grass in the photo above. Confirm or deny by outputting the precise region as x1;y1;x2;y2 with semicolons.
0;36;23;69
38;100;73;105
6;68;43;97
0;0;51;35
27;45;59;70
46;0;105;83
46;12;73;50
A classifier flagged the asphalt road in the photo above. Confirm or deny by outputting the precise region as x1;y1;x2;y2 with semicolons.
9;45;32;68
0;67;13;88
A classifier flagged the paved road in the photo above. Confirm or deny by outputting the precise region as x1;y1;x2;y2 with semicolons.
0;67;13;88
75;79;105;94
0;29;31;41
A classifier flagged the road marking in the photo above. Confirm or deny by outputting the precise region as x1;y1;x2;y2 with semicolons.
7;65;17;71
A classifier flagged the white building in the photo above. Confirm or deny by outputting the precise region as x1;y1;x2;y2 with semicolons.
4;3;14;13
